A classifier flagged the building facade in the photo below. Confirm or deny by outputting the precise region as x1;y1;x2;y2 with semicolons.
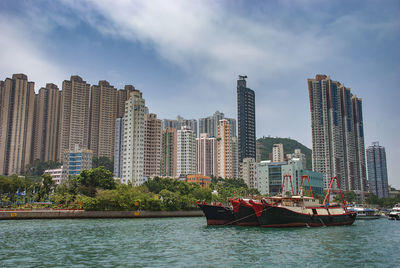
62;144;93;179
241;157;256;189
177;126;197;177
217;119;234;178
0;74;35;175
199;111;236;138
32;83;62;163
113;117;124;178
196;133;218;177
308;74;367;193
144;113;162;178
89;80;117;159
60;76;91;158
186;174;211;188
286;149;306;170
121;90;146;185
237;75;256;163
366;142;389;198
161;128;177;178
272;144;285;162
44;167;63;185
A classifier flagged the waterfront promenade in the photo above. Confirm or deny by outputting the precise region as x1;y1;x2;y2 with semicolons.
0;209;203;220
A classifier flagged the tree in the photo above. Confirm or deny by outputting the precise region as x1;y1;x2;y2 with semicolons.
37;173;55;201
76;167;116;197
92;157;114;173
24;160;61;177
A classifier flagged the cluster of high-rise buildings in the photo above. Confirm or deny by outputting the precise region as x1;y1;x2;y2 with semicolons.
308;74;389;198
0;72;390;198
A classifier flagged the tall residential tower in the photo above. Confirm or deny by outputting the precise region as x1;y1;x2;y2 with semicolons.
237;75;256;163
308;74;367;194
367;142;389;198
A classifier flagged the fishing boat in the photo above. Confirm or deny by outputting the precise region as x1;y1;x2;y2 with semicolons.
388;203;400;220
250;176;357;228
196;201;236;225
229;198;259;226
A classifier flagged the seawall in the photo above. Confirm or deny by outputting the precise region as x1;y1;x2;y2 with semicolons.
0;210;204;220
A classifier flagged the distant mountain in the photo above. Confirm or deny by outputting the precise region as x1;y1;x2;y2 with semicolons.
257;137;312;170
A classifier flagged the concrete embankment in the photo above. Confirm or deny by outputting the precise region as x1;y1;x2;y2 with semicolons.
0;210;204;220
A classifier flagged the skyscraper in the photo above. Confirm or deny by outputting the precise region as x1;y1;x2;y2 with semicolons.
161;128;177;178
0;74;35;175
177;126;197;177
199;111;236;138
217;119;234;178
122;90;146;185
367;142;388;198
162;116;198;137
89;80;117;159
32;83;62;162
196;133;218;177
144;113;162;178
60;76;91;158
308;74;367;193
237;75;256;163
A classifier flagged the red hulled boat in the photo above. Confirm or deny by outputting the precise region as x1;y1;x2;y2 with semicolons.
250;176;357;228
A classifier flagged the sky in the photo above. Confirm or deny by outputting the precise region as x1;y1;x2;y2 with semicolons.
0;0;399;188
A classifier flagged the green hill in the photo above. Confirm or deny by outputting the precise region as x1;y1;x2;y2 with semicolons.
257;137;312;170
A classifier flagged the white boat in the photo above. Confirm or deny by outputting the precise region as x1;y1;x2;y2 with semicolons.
388;203;400;220
347;205;380;220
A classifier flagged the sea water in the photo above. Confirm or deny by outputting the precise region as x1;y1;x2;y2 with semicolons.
0;217;399;267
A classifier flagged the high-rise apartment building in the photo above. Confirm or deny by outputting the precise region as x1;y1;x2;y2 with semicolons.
196;133;218;177
60;76;91;158
162;116;198;137
122;90;146;185
89;80;117;159
161;128;177;177
367;142;389;198
0;74;35;175
144;113;162;178
116;85;136;118
114;117;124;178
272;144;285;162
177;126;197;177
199;111;236;138
32;83;62;162
308;74;367;193
232;137;239;179
237;75;256;162
217;119;234;178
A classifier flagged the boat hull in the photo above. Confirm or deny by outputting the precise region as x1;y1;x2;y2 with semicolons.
197;203;235;225
230;199;259;226
257;205;356;228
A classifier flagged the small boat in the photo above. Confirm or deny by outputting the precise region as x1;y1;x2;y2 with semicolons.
347;206;380;220
229;198;259;226
388;203;400;220
196;201;235;225
250;176;357;228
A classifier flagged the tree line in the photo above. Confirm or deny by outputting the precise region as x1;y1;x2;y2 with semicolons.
0;167;259;211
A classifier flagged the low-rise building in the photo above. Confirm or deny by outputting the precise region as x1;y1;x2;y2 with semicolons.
62;144;93;179
186;174;211;188
256;159;323;196
44;167;63;185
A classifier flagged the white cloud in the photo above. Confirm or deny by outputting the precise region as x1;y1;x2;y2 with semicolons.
0;14;66;90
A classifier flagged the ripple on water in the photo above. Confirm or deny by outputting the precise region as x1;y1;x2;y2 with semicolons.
0;217;399;267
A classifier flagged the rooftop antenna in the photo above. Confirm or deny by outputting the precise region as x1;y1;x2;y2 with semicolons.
238;75;247;80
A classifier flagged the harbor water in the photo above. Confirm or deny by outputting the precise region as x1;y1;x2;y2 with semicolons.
1;217;399;267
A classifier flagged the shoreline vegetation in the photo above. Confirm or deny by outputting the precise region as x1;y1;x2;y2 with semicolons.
2;166;399;213
1;166;258;212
